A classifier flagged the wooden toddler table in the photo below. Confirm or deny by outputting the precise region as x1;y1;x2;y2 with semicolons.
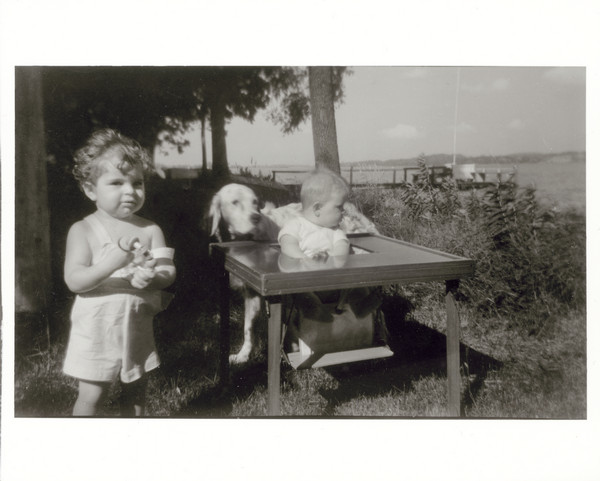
211;233;474;416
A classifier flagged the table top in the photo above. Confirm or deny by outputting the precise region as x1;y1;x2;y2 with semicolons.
211;233;475;296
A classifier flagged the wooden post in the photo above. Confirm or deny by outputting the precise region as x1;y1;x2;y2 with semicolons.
445;279;461;416
349;166;353;188
267;299;282;415
393;169;397;186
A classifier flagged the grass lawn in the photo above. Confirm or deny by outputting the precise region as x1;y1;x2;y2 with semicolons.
14;291;586;418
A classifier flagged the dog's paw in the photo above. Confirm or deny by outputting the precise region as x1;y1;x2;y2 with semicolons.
229;352;250;364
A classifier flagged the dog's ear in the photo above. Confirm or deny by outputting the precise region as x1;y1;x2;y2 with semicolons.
209;193;222;239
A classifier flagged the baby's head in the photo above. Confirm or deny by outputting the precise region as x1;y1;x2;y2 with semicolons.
300;169;349;228
73;128;151;190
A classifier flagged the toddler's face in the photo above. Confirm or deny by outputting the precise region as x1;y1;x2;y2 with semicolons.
314;190;346;229
84;155;145;219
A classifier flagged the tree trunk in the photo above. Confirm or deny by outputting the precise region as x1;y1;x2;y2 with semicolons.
15;67;52;314
308;67;341;174
210;93;229;178
200;114;208;173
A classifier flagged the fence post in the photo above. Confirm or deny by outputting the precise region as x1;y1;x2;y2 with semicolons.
349;166;353;188
393;169;397;186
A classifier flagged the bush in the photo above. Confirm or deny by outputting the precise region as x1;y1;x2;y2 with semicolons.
351;160;586;335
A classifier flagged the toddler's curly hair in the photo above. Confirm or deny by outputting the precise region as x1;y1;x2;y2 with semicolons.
72;128;152;188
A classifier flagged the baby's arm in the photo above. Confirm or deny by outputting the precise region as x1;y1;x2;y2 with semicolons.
64;221;132;293
332;237;350;257
279;234;307;259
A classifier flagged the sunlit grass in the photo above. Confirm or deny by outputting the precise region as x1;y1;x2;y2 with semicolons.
14;302;585;418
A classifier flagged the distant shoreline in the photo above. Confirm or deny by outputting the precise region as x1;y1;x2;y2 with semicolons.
158;151;585;172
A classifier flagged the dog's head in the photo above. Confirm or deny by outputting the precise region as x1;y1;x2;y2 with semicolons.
209;183;287;243
209;184;262;241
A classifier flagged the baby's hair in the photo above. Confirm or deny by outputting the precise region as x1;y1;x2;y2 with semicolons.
72;128;152;188
300;168;349;208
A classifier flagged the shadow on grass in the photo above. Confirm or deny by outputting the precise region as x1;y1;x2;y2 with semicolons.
316;296;503;416
318;321;502;416
171;361;269;417
170;296;502;417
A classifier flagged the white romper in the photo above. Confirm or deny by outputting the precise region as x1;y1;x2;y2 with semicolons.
63;213;170;383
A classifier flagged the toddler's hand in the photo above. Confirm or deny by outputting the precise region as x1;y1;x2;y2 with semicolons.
119;236;154;268
129;263;156;289
104;243;134;273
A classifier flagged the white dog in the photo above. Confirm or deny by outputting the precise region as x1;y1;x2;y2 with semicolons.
209;183;378;364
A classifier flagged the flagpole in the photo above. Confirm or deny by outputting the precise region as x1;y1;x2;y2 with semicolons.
452;67;461;167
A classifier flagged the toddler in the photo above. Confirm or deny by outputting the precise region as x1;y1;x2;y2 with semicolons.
63;128;176;416
278;169;381;321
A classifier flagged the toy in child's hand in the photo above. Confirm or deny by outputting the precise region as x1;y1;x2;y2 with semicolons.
118;237;154;269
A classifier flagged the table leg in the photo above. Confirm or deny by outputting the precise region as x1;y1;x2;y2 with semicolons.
445;279;461;417
219;269;230;388
267;300;282;416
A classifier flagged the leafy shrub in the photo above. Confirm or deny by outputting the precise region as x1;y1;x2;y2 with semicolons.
351;160;586;335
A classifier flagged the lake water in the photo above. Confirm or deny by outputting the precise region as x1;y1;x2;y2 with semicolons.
234;161;586;213
516;161;585;212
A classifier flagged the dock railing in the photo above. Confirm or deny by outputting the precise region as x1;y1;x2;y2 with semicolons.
272;164;515;189
272;166;453;188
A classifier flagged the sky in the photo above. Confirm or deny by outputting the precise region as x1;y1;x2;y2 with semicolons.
155;66;586;169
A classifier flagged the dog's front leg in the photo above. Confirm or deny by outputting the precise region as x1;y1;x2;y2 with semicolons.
229;294;261;364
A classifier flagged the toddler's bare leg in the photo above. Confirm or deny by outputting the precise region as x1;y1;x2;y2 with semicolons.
73;380;110;416
120;377;148;417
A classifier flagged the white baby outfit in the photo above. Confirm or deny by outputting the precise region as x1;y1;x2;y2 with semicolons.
277;216;348;257
63;213;171;383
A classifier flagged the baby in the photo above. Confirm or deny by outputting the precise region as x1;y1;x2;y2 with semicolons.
278;169;381;321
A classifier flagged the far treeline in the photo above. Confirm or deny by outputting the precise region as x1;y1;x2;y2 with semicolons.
349;151;585;168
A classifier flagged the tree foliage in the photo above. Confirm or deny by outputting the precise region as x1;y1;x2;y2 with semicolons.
41;66;348;176
42;67;204;169
268;66;349;134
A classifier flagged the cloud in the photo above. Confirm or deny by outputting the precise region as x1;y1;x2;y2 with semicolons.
542;67;585;85
508;118;525;130
381;123;420;139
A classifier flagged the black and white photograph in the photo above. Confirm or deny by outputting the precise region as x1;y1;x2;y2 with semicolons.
1;1;599;480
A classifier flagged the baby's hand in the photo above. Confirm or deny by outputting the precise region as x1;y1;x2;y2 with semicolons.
309;250;329;262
